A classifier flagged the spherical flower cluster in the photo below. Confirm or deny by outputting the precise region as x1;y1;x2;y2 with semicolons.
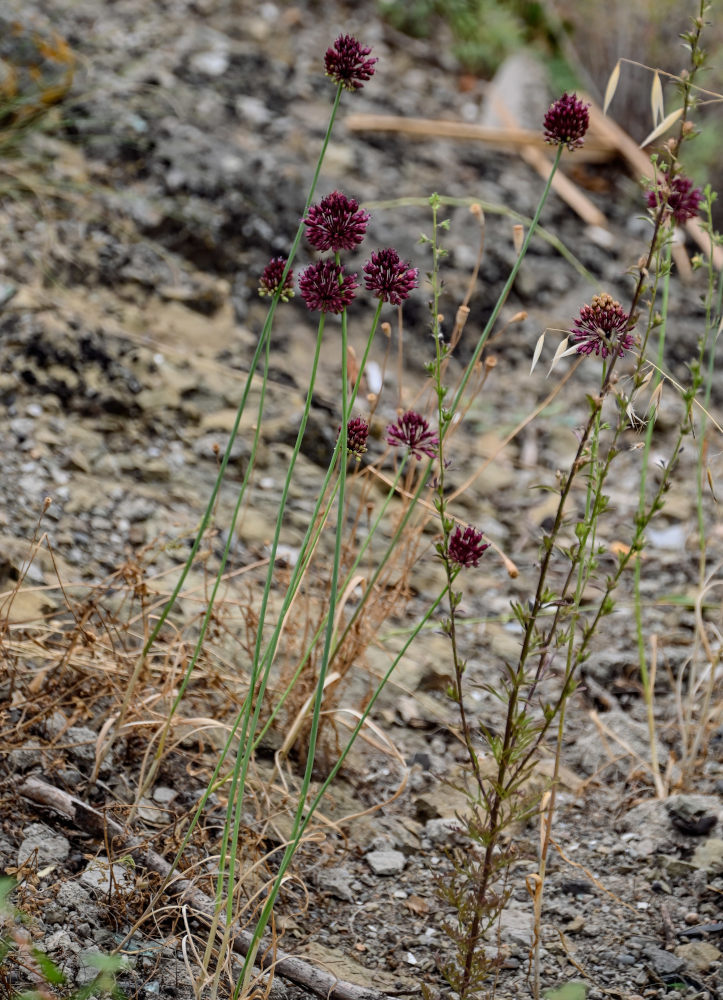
304;191;370;253
386;410;439;461
570;293;635;359
363;248;419;305
299;260;358;313
345;416;369;459
543;92;590;151
448;525;489;569
258;257;294;301
646;172;703;226
324;34;377;91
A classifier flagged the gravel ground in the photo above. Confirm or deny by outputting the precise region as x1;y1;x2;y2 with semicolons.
0;2;721;999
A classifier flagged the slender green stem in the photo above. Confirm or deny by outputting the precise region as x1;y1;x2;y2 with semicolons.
236;292;352;994
635;240;672;707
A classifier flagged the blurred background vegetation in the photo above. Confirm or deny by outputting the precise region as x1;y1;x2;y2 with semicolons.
377;0;723;197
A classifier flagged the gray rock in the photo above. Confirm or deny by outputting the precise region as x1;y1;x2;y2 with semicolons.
17;823;70;867
44;904;66;925
365;850;406;876
479;51;550;131
644;945;684;975
665;795;721;836
43;929;76;954
316;866;355;902
572;709;667;782
8;741;45;772
425;817;466;844
80;858;135;897
56;880;93;911
616;953;637;967
675;940;721;972
65;726;98;768
497;907;533;948
690;837;723;873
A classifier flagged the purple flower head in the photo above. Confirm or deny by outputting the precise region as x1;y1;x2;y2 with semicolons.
543;92;590;151
258;257;294;301
363;248;419;305
299;260;358;313
570;293;635;359
386;410;439;461
647;172;703;225
304;191;370;253
344;416;369;460
324;34;377;91
448;525;489;569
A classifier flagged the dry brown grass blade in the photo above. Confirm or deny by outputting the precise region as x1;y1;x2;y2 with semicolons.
345;113;615;162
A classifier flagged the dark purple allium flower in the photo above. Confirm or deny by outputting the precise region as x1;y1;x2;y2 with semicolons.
304;191;370;253
448;525;489;569
345;416;369;459
570;293;635;358
363;248;419;305
543;92;590;151
646;172;703;225
324;34;377;91
258;257;294;301
386;410;439;461
298;260;358;313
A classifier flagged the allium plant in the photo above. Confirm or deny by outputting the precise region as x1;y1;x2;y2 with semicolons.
345;415;369;459
647;170;703;225
570;292;635;358
258;256;294;300
324;33;377;90
543;91;590;150
386;409;439;460
304;190;370;252
117;8;721;1000
298;259;358;312
447;525;489;568
363;247;419;304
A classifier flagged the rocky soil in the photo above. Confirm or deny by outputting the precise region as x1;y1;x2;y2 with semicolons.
0;1;721;999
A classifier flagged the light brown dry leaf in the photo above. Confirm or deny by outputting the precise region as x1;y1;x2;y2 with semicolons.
603;60;621;114
651;72;664;126
640;107;683;147
530;330;545;375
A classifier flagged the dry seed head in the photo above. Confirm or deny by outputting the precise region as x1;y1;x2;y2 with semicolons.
485;355;497;369
382;321;392;338
470;202;482;219
455;304;470;331
513;224;524;254
503;554;519;578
